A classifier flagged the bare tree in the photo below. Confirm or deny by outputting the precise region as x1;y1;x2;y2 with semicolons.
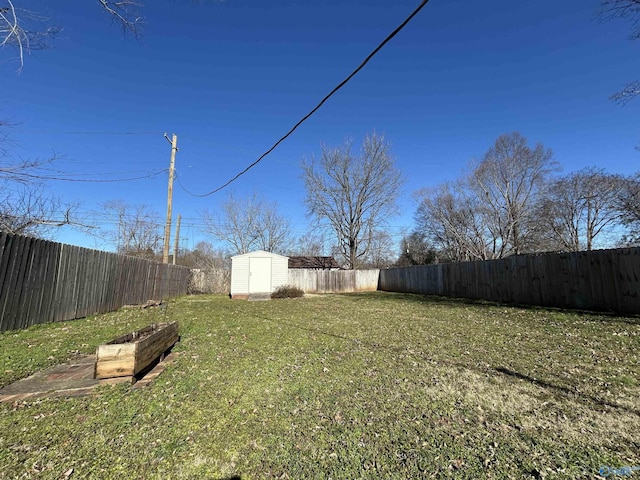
179;241;231;294
467;132;558;257
537;168;623;251
617;172;640;244
254;200;292;253
0;127;76;237
289;232;327;257
97;0;144;35
101;200;163;259
180;240;229;270
415;183;490;262
414;133;558;261
395;231;436;266
361;230;396;268
598;0;640;104
1;1;144;71
0;1;60;71
302;132;403;269
202;192;291;255
0;183;73;236
1;1;227;71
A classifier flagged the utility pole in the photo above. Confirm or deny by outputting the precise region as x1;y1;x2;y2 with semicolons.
162;133;177;264
173;214;181;265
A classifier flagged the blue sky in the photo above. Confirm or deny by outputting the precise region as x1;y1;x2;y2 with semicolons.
2;0;639;254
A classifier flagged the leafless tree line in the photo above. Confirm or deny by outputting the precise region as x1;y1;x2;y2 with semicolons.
414;132;639;262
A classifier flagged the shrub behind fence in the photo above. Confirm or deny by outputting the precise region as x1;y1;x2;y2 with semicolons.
0;233;191;332
378;247;640;314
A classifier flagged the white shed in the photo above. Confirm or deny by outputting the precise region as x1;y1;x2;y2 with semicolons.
230;250;289;299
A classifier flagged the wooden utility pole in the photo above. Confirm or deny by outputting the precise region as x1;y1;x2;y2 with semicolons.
172;214;181;265
162;133;178;264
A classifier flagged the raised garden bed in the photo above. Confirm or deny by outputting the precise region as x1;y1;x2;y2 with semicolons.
94;322;179;381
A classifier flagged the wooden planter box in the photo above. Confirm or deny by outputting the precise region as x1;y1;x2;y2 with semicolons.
95;322;179;380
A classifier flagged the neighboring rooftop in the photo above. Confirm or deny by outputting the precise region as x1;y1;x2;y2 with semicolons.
288;256;341;269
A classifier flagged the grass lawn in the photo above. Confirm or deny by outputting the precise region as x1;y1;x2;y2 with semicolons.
0;292;639;479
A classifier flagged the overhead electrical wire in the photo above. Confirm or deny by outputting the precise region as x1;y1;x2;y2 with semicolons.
7;130;164;135
4;168;167;183
179;0;430;198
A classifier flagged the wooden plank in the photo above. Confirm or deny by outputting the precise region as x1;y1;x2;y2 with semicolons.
23;237;47;328
102;251;114;312
134;322;179;375
2;235;23;330
0;233;16;332
40;240;61;324
95;359;136;379
6;236;33;331
52;243;70;322
61;245;79;321
96;342;137;362
74;247;88;319
75;247;89;318
95;341;137;379
94;249;108;313
52;242;72;322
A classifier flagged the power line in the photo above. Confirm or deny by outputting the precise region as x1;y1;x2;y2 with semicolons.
179;0;430;198
8;130;164;135
4;168;167;183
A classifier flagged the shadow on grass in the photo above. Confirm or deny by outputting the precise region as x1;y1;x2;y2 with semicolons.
494;366;640;417
254;312;640;417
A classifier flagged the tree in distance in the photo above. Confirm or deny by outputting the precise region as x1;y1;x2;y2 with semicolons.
100;200;163;259
302;132;403;269
536;167;625;251
202;192;292;256
617;172;640;245
395;232;437;267
415;132;559;261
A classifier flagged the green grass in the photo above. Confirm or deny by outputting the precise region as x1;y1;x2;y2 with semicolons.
1;292;638;479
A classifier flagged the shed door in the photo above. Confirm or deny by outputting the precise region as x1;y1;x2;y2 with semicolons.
249;257;272;293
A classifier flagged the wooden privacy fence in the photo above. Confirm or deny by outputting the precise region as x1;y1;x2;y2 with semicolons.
189;268;231;294
378;247;640;314
288;269;380;294
0;233;191;332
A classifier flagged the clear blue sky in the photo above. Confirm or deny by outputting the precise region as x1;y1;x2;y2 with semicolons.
2;0;638;253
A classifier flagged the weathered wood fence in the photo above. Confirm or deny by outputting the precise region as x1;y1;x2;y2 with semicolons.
0;233;191;332
378;247;640;314
189;268;231;294
288;269;380;294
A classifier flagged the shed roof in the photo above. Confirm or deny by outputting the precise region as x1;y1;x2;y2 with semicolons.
288;256;341;269
231;250;289;260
